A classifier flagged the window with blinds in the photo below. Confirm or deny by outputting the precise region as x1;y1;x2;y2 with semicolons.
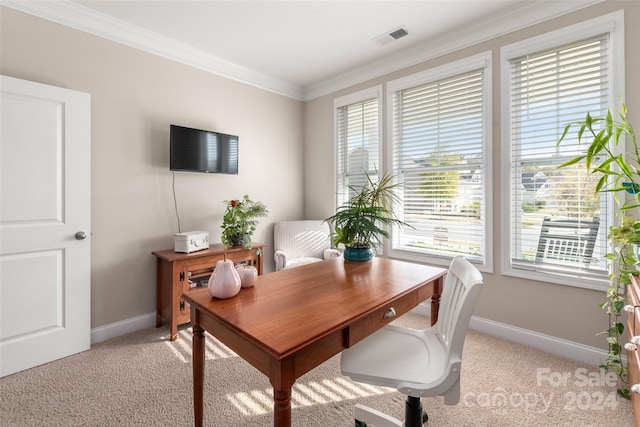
335;96;380;207
388;56;491;266
505;33;613;286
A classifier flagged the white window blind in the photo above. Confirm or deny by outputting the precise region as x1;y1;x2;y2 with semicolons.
391;67;488;264
507;34;611;283
336;98;379;206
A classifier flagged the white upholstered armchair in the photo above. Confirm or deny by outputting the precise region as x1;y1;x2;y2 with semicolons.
273;220;341;271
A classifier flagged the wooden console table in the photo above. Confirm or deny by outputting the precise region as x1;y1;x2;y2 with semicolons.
152;243;264;340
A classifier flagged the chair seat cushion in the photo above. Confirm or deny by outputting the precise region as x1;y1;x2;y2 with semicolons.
284;257;323;269
341;324;447;392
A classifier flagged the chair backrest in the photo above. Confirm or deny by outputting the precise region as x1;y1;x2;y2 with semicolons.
273;220;332;259
436;256;484;364
535;216;600;266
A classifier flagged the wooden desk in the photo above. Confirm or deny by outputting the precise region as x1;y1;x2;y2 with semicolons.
182;257;447;427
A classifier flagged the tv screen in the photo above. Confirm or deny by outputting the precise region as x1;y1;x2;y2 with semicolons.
170;124;238;174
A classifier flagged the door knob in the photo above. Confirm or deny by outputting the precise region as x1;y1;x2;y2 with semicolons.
75;231;87;240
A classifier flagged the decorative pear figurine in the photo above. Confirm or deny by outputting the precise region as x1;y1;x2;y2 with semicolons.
207;255;241;299
236;265;258;288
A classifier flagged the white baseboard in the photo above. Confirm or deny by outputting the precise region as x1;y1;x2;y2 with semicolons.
90;312;156;344
94;305;612;368
412;302;611;367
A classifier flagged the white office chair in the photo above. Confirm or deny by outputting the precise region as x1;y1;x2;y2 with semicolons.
273;220;341;271
340;256;484;427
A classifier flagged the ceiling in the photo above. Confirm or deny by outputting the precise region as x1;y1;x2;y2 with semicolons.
6;0;601;100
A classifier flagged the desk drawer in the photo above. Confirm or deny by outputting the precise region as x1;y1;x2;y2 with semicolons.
346;293;417;347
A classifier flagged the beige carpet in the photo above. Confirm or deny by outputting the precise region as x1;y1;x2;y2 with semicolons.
0;313;634;426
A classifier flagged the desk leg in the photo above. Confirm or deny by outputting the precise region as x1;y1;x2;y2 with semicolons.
430;276;443;326
271;359;295;427
155;259;163;328
192;321;205;427
273;388;292;426
170;321;178;341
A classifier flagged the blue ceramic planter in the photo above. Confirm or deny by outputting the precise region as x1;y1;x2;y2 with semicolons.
344;246;374;262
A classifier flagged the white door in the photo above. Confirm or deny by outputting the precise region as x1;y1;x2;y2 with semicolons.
0;75;91;377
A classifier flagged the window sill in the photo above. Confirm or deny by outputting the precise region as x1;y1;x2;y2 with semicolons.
503;264;609;291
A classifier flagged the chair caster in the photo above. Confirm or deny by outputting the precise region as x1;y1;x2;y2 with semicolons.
354;411;425;426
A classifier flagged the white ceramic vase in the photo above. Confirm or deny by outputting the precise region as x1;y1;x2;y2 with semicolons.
236;265;258;288
208;259;241;299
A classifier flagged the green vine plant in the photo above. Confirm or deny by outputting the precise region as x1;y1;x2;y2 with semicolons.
603;216;639;399
557;103;639;399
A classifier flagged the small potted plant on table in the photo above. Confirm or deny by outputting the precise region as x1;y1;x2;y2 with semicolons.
220;195;268;249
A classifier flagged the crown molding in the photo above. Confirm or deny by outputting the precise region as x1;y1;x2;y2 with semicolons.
3;0;604;102
1;0;305;100
302;0;605;101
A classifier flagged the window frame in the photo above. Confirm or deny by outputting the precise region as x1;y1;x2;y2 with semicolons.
333;86;383;211
500;11;625;291
385;52;493;272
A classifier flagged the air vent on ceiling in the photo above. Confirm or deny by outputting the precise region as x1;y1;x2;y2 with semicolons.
389;28;409;40
373;26;410;46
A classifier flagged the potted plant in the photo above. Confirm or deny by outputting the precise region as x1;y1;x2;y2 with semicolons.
220;195;268;248
325;170;410;262
557;103;638;398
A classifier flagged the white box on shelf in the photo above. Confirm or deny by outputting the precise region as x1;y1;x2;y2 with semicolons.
174;231;209;253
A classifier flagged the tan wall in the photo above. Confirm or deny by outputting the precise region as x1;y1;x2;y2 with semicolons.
303;0;640;349
0;7;305;328
2;1;639;348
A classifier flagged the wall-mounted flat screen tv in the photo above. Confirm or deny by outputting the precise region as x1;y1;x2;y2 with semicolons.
170;124;238;174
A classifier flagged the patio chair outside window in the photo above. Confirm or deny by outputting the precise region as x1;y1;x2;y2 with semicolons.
535;216;600;267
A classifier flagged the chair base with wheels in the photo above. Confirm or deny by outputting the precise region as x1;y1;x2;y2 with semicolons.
353;397;428;427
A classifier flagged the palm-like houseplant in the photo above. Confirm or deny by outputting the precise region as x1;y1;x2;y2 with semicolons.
325;170;410;262
557;103;639;398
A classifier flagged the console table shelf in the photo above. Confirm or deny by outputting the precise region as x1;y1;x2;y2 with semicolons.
153;243;265;340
